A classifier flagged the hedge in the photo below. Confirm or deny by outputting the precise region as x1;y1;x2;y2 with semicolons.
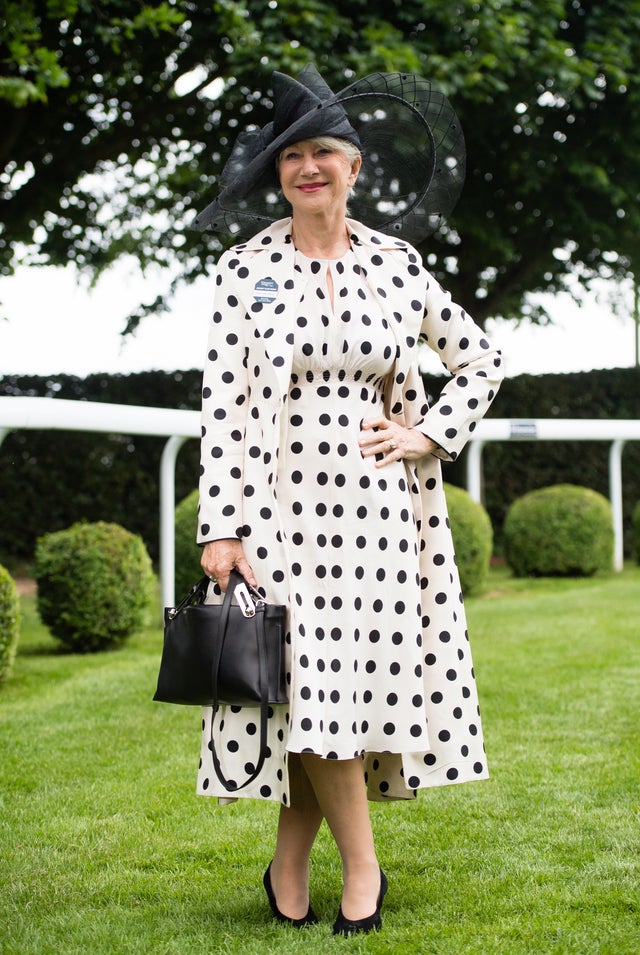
1;366;639;566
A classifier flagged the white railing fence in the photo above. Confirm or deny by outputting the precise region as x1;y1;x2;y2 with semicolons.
0;396;199;611
465;418;640;573
1;397;638;611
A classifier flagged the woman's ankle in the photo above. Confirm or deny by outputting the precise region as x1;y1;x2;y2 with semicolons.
268;857;311;920
340;858;381;920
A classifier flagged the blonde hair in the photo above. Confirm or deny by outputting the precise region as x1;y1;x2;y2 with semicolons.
277;135;361;164
308;135;362;164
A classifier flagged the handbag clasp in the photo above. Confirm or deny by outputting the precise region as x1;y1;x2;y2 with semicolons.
235;581;256;617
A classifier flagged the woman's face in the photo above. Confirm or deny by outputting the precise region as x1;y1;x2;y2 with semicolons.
278;140;361;216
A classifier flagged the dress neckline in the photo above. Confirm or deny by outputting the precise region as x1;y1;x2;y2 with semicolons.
288;224;354;263
292;244;354;265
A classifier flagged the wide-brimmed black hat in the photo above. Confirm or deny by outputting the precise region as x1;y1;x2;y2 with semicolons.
194;64;465;245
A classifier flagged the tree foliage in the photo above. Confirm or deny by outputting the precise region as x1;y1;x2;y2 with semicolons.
2;0;640;326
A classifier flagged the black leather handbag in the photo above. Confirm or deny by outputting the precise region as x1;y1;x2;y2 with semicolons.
153;570;288;791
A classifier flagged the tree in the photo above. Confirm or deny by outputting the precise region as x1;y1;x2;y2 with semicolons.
2;0;639;327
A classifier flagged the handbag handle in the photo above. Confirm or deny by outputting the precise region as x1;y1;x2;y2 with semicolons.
209;570;271;792
166;575;209;618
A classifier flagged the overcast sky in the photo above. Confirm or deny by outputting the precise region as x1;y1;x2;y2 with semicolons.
0;261;636;381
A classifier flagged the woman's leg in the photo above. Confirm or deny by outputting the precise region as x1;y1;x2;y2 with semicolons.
299;754;381;921
269;753;324;919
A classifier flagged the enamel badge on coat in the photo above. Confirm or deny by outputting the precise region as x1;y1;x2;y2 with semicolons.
254;277;279;303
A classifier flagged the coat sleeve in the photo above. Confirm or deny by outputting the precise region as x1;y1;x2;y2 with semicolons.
197;252;250;543
412;269;504;462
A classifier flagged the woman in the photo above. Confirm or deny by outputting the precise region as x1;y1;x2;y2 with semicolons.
194;64;503;936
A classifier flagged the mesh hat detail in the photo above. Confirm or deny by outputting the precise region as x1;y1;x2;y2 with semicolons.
194;64;465;245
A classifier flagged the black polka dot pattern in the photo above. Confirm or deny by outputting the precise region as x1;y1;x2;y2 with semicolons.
196;218;503;804
275;248;428;759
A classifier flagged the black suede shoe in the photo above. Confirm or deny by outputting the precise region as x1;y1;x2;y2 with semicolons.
263;862;318;928
332;868;388;937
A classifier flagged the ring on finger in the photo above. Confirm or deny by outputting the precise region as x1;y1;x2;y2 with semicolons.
389;440;398;451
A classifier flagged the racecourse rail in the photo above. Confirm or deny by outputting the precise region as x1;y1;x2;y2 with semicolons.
1;396;638;610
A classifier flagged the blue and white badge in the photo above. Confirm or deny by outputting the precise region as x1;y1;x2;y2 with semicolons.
253;276;279;303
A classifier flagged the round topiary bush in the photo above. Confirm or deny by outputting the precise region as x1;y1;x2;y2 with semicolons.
444;483;493;595
34;521;155;652
0;564;20;684
632;500;640;566
174;489;203;599
504;483;613;577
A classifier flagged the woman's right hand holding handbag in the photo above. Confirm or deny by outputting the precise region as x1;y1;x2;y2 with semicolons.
201;539;258;592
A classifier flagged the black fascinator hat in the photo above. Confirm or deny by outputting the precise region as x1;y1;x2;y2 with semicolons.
194;64;465;245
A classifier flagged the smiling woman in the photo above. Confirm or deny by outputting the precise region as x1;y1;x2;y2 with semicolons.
189;62;503;939
278;136;361;200
276;137;362;264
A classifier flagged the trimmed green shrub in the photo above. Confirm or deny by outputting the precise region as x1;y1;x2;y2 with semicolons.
174;489;202;599
0;565;20;684
34;521;155;652
632;501;640;565
444;483;493;595
504;484;613;577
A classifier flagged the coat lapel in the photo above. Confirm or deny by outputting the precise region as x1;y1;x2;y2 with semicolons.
232;221;301;402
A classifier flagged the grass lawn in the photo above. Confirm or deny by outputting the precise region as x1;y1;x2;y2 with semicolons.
1;566;638;955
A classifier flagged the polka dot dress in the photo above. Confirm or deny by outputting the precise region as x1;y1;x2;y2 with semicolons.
196;218;499;805
280;249;428;759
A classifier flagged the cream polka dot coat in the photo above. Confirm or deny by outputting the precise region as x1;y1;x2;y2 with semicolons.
196;217;503;805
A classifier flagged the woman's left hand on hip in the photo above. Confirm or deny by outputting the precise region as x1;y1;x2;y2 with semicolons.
358;415;436;466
